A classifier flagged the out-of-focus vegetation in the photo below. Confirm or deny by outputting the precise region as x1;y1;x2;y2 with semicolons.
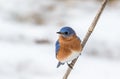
9;0;120;26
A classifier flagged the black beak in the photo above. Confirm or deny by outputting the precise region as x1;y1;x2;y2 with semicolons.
56;32;63;34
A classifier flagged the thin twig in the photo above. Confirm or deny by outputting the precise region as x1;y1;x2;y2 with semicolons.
63;0;108;79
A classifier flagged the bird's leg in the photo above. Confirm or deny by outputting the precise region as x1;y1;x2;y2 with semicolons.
67;63;73;69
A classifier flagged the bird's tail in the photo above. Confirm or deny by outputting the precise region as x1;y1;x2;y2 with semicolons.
57;62;64;68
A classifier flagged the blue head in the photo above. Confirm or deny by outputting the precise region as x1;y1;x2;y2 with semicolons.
57;26;76;37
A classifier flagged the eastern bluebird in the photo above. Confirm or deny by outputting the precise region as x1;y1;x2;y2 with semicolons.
55;26;82;68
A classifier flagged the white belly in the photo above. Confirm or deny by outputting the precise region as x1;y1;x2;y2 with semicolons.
61;50;80;63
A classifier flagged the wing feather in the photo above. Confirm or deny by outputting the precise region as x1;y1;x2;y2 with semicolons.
55;40;60;57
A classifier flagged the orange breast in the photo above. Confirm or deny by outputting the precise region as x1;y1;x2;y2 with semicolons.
56;35;82;62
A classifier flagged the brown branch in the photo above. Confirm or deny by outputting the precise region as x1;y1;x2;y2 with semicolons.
63;0;108;79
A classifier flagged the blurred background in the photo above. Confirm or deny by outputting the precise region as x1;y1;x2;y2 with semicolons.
0;0;120;79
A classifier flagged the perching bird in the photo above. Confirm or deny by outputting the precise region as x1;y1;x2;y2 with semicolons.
55;26;82;68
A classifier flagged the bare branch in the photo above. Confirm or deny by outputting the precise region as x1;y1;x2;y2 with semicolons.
63;0;108;79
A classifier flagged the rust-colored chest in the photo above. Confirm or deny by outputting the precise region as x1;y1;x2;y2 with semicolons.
56;35;82;62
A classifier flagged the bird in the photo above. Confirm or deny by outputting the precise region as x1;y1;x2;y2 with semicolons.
55;26;82;68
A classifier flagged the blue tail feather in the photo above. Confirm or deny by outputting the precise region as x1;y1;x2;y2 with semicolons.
57;62;64;68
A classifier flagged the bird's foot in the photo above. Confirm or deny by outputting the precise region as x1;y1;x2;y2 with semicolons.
67;63;73;69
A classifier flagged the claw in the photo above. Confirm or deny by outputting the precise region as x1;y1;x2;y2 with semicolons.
67;63;73;69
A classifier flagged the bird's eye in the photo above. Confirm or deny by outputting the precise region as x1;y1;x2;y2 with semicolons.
64;32;68;35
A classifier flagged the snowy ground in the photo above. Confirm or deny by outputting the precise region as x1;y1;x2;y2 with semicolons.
0;42;120;79
0;0;120;79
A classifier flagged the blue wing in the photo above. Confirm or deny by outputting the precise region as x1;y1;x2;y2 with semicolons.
55;40;60;57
